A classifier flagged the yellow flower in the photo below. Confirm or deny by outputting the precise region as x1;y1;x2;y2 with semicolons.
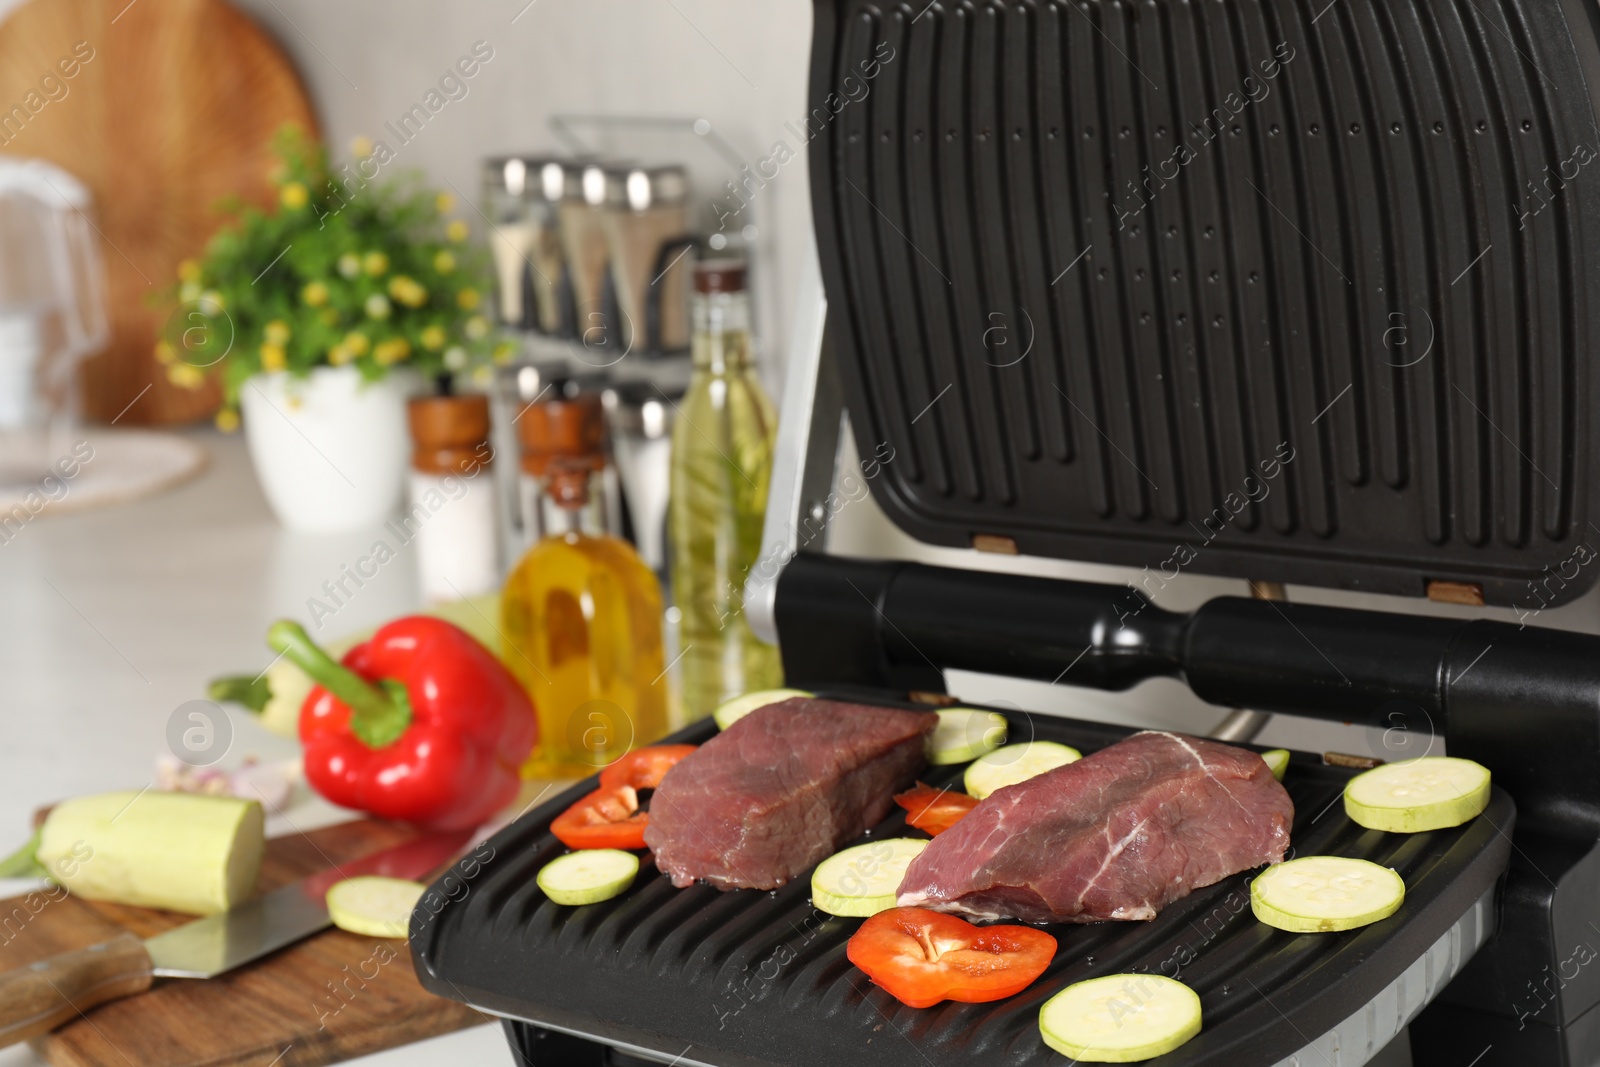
179;281;202;303
338;253;362;279
280;182;309;210
446;220;468;243
433;250;456;274
177;259;201;284
302;281;330;307
492;340;517;364
420;325;447;350
362;251;389;276
264;320;291;345
456;287;481;311
443;345;468;371
199;290;225;312
351;135;375;160
364;294;392;320
464;315;489;340
328;343;353;366
153;341;176;365
470;364;493;388
167;363;204;389
215;408;240;433
319;308;340;326
343;330;370;356
387;275;428;308
260;343;287;373
436;191;456;214
373;338;411;365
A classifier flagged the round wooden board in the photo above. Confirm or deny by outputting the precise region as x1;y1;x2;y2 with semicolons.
0;0;317;425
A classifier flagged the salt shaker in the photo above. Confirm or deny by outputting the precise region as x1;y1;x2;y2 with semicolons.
405;393;500;602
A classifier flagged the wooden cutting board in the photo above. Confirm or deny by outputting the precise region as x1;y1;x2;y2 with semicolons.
0;0;317;426
1;819;485;1067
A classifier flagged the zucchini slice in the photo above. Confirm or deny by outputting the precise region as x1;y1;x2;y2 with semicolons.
1261;749;1290;781
712;688;813;730
1343;756;1491;833
1251;856;1404;933
927;708;1009;765
327;876;426;938
1039;973;1202;1062
811;838;928;917
537;849;639;906
964;741;1082;800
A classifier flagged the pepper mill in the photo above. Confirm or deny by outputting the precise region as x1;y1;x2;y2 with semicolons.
405;393;500;602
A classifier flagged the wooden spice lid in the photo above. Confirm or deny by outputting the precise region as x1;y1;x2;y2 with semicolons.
516;390;605;476
407;394;492;476
694;258;747;294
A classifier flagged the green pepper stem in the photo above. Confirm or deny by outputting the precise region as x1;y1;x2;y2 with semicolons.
266;620;412;748
208;674;272;713
0;829;43;879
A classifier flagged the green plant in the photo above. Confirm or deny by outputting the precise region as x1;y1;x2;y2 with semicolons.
158;125;512;429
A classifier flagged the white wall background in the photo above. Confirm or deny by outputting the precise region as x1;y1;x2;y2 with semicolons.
229;0;817;391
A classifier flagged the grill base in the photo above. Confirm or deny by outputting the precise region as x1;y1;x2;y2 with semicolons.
414;707;1512;1067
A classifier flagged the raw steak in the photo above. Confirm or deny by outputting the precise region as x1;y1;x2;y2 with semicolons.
897;731;1293;923
644;698;936;890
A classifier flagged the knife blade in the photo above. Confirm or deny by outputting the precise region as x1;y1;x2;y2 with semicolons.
0;826;472;1048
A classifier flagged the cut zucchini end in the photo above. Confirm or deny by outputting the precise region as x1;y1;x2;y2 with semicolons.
811;839;928;918
1251;856;1405;933
537;849;640;906
964;741;1082;800
712;688;814;730
1344;756;1491;833
927;708;1009;765
1261;749;1290;781
1039;973;1202;1062
327;876;427;938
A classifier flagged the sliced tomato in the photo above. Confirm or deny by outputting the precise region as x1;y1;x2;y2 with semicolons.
848;907;1056;1008
895;782;980;837
599;744;698;791
551;785;648;850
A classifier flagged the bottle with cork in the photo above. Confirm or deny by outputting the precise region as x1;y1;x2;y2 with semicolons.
501;390;668;778
668;258;782;721
404;393;499;602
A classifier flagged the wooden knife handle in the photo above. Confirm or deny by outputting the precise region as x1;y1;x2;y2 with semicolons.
0;932;154;1048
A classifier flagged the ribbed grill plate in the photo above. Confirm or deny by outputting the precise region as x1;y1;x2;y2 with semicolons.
809;0;1600;606
413;710;1512;1066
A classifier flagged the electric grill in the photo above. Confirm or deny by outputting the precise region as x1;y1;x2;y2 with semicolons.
412;0;1600;1063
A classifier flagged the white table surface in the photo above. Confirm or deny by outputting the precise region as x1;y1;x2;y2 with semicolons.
0;428;512;1067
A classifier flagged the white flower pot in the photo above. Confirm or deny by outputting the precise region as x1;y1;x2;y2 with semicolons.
241;366;418;533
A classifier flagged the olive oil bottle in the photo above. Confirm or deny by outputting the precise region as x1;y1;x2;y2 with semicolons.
668;259;783;720
502;401;668;777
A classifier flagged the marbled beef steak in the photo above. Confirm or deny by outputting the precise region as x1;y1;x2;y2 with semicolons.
644;698;937;890
897;731;1294;923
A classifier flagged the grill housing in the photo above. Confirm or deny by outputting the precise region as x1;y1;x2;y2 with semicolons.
810;0;1600;605
412;710;1511;1067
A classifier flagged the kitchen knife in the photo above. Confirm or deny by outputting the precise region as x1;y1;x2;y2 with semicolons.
0;826;472;1049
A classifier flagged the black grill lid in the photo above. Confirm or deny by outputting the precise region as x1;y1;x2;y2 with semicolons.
807;0;1600;607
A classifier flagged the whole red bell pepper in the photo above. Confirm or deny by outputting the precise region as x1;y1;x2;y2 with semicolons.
269;617;537;829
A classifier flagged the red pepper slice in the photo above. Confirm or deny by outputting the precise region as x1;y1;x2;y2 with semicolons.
599;745;698;791
551;785;648;850
895;783;980;837
848;907;1057;1008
